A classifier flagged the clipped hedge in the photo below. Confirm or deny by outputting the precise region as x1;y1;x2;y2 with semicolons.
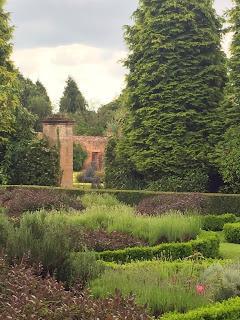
202;214;237;231
1;186;240;215
224;223;240;244
161;297;240;320
98;233;220;263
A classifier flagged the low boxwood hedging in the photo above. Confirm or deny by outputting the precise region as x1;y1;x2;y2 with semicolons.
161;297;240;320
202;214;237;231
224;223;240;244
98;233;220;263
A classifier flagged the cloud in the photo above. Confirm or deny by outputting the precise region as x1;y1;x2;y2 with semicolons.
12;44;127;108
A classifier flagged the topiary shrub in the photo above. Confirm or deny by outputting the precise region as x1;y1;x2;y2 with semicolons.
0;188;84;216
202;214;237;231
137;193;206;215
224;223;240;244
4;138;61;186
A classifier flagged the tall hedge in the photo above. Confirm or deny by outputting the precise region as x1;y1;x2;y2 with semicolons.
118;0;226;191
4;138;61;186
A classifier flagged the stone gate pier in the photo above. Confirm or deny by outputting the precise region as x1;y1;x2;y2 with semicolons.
42;117;75;188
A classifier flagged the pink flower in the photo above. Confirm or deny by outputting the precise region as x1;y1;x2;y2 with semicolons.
196;284;206;295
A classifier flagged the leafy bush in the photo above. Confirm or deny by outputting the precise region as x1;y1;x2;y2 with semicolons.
202;214;237;231
74;206;202;245
0;256;151;319
73;143;87;171
91;261;211;317
0;188;84;216
137;193;206;215
224;223;240;244
99;233;220;263
162;297;240;320
4;138;61;186
0;212;12;249
201;263;240;301
67;227;147;252
81;193;121;208
147;169;209;193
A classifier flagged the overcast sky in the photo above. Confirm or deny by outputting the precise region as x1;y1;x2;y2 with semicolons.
6;0;233;109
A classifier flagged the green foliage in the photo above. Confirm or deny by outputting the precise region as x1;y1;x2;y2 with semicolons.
114;0;226;191
91;261;210;316
60;77;87;114
202;214;237;231
224;223;240;244
73;143;87;171
161;297;240;320
81;193;121;208
0;1;18;149
201;263;240;301
99;233;220;263
4;138;61;186
221;1;240;128
0;212;12;249
216;126;240;193
18;75;52;131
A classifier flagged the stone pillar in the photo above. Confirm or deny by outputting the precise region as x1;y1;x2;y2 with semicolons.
42;117;75;188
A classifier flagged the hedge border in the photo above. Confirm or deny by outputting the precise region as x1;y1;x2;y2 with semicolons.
161;297;240;320
98;233;220;263
202;214;237;231
224;223;240;244
2;185;240;215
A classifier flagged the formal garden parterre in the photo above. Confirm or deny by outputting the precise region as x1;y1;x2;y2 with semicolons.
0;187;239;319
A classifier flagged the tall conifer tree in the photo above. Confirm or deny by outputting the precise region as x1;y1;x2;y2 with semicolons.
59;77;87;114
222;0;240;128
121;0;226;191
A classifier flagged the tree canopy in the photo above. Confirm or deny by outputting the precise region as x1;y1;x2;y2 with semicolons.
110;0;227;191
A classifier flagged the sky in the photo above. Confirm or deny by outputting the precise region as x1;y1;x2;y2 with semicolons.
6;0;233;110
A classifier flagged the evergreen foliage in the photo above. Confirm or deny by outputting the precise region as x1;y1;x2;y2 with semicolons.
18;75;52;131
215;126;240;193
221;0;240;128
73;143;87;171
60;77;87;114
117;0;226;191
4;138;61;186
0;0;18;149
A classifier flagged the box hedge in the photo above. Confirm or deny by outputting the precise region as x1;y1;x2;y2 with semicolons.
224;223;240;244
202;214;237;231
98;233;220;263
161;297;240;320
1;185;240;215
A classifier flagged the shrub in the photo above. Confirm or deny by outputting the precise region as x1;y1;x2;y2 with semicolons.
66;227;147;252
161;297;240;320
98;233;220;263
4;138;61;186
0;256;151;319
81;193;121;208
7;211;71;278
147;169;209;193
73;143;87;171
201;263;240;301
0;188;84;216
202;214;237;231
90;261;211;317
75;206;201;245
224;223;240;244
137;193;206;215
0;212;12;249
